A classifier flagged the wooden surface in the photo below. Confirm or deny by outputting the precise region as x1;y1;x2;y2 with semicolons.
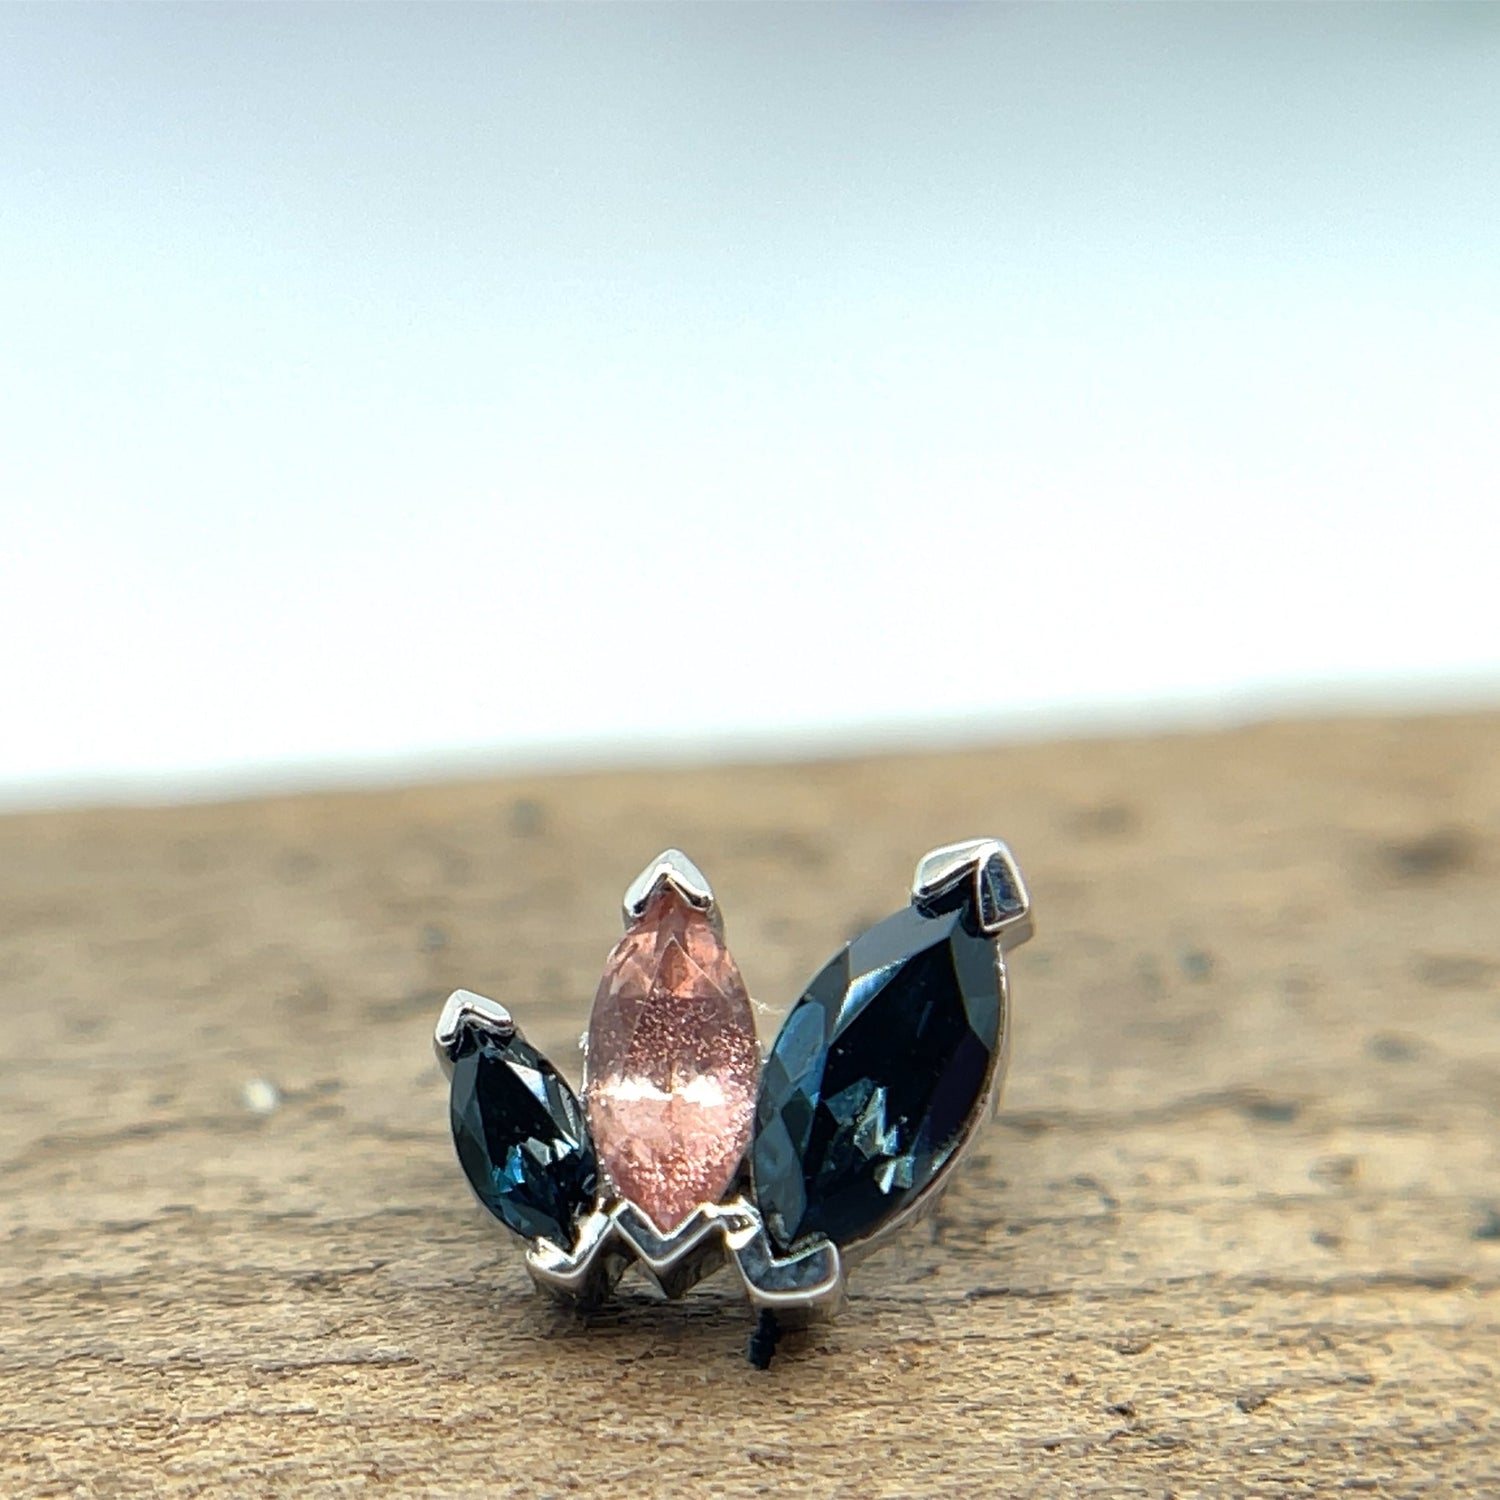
3;713;1499;1498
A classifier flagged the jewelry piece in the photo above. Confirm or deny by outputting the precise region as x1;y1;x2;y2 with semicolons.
432;838;1032;1365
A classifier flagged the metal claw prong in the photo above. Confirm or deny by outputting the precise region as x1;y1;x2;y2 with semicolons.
723;1212;846;1320
912;837;1033;949
621;848;722;935
432;988;516;1076
525;1210;626;1305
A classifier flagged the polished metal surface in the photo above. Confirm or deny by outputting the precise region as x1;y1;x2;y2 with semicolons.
431;988;516;1078
912;836;1034;948
620;847;723;936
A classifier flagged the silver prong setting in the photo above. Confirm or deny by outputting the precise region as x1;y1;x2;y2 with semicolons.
524;1210;626;1304
524;1192;849;1318
724;1212;846;1319
614;1202;734;1299
621;847;722;935
526;1199;746;1304
912;837;1033;949
432;988;516;1077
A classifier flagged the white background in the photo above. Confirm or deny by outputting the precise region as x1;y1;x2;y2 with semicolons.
3;6;1497;807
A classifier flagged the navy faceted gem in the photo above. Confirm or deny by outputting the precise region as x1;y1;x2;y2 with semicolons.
752;904;1001;1254
449;1028;597;1248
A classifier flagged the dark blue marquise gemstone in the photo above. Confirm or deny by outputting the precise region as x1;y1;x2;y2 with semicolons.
449;1028;598;1248
752;904;1001;1253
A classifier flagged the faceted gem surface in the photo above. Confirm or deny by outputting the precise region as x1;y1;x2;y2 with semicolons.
584;888;760;1233
449;1028;597;1247
752;904;1001;1253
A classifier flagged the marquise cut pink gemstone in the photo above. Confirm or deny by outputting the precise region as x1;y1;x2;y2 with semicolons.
583;887;760;1233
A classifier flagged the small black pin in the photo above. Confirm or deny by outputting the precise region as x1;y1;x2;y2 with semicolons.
746;1309;782;1370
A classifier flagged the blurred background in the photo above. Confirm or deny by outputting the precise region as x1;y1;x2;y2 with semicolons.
2;3;1497;809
